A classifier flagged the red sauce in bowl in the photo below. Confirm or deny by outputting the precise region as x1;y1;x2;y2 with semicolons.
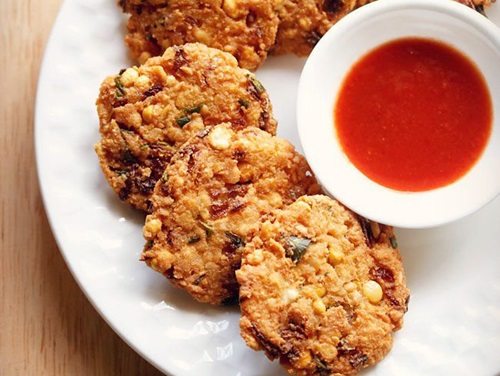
335;37;492;192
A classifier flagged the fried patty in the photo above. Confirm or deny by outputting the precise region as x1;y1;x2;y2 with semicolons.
95;43;276;211
272;0;493;56
141;124;320;304
120;0;280;70
237;195;410;375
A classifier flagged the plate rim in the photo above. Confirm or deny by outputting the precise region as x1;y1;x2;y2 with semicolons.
34;0;170;374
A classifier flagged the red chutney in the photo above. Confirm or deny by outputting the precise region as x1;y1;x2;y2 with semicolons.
335;37;492;191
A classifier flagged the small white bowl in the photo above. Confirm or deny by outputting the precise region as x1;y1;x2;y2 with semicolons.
297;0;500;228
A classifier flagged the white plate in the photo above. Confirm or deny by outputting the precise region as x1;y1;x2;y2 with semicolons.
35;1;500;375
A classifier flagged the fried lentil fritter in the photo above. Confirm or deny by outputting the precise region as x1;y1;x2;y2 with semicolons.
120;0;280;70
237;195;410;375
141;124;320;304
95;43;276;211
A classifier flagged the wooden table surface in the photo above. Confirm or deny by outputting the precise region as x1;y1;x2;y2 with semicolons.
0;1;163;375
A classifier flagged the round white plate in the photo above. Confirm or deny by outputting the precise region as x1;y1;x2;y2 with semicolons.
35;1;500;375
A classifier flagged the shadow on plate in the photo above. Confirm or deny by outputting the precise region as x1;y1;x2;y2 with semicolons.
260;54;307;73
396;197;499;290
143;271;241;316
96;174;146;226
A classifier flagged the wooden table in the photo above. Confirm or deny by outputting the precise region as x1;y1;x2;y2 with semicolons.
0;2;163;374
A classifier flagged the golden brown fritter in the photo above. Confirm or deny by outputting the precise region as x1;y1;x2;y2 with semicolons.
272;0;494;56
141;124;321;304
237;195;410;375
272;0;368;56
120;0;280;70
456;0;493;14
95;43;276;211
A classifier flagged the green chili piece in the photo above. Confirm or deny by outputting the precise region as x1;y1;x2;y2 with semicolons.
114;76;126;97
390;236;398;249
285;236;311;263
188;235;201;244
249;76;265;94
199;220;214;237
185;103;204;114
238;99;250;108
176;116;191;127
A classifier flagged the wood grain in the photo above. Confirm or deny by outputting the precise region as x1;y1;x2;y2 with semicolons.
0;1;163;375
